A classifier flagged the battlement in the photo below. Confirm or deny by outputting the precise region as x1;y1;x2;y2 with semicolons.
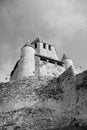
22;38;59;60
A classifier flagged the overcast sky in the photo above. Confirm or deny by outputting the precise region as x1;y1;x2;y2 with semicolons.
0;0;87;80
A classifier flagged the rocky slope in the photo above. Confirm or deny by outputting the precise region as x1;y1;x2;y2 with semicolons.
0;67;87;130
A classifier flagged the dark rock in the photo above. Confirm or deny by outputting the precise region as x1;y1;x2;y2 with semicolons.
0;67;87;129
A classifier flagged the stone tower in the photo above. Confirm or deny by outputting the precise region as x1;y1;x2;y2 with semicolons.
62;53;74;69
17;41;35;79
10;41;35;81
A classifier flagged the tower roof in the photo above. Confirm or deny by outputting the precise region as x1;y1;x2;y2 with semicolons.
21;40;32;49
31;37;41;45
61;53;70;61
24;40;31;47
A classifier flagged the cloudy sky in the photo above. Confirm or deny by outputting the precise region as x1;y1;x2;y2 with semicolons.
0;0;87;80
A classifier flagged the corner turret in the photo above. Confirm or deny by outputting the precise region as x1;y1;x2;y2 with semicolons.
62;53;74;70
17;41;35;79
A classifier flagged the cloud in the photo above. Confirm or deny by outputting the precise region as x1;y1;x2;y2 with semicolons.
0;0;87;38
42;0;87;38
0;0;87;44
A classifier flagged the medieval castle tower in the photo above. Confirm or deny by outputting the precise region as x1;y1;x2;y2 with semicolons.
10;37;83;81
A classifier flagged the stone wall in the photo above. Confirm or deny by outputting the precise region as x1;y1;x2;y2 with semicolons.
10;63;19;81
10;61;20;81
39;62;86;77
39;42;59;60
31;42;40;55
35;56;40;77
39;60;65;77
74;65;86;75
17;46;35;80
31;40;59;61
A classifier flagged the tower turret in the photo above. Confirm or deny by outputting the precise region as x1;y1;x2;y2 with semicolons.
17;41;35;79
62;53;74;70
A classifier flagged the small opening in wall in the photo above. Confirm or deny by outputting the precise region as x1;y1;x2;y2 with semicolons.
35;43;37;49
43;43;46;49
49;45;51;50
40;57;47;62
49;60;55;64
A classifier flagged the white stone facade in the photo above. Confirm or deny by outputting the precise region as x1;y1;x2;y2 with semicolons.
17;46;35;79
40;60;65;77
39;42;59;60
10;38;63;81
10;45;35;81
10;38;85;81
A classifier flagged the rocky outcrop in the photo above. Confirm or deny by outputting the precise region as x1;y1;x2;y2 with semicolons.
0;67;87;130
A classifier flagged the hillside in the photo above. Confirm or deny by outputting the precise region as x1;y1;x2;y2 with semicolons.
0;67;87;130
